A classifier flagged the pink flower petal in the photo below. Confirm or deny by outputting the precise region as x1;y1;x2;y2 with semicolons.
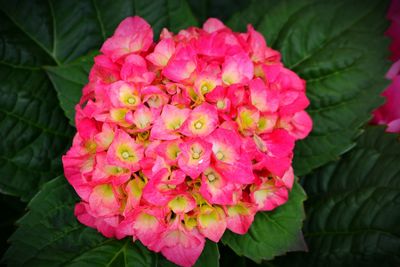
101;16;153;62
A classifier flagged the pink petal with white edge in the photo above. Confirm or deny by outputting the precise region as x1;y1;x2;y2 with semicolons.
159;218;205;267
194;68;221;96
107;130;144;171
195;31;236;58
92;152;131;185
260;129;295;158
76;117;99;140
89;55;120;84
75;202;96;229
236;106;260;135
88;183;121;217
155;139;183;165
251;180;289;211
62;142;95;201
208;128;254;184
150;104;190;140
178;138;212;178
108;81;141;109
247;25;267;62
257;154;292;178
280;110;313;140
131;105;154;131
94;123;115;151
225;202;256;234
75;202;120;239
168;193;197;214
146;38;176;67
249;78;279;113
142;169;173;205
180;103;219;137
280;167;295;190
132;207;167;251
197;205;227;242
200;167;242;205
278;91;310;116
203;18;226;33
142;168;187;206
141;85;169;109
205;85;231;113
120;54;155;84
162;44;197;82
123;176;145;216
100;16;153;62
222;52;254;85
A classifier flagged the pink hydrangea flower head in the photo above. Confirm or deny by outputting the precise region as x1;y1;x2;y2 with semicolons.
63;16;312;266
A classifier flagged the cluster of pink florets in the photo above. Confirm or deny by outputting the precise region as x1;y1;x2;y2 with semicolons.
63;16;312;267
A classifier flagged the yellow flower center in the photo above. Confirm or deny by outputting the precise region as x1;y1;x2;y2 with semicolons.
216;100;225;109
121;151;130;159
127;97;136;104
192;152;200;159
216;151;224;160
201;85;209;94
207;173;216;182
194;121;203;129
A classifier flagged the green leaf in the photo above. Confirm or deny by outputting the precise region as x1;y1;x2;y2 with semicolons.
187;0;250;25
0;67;73;202
157;240;220;267
272;127;400;266
0;11;73;200
228;0;390;176
2;176;154;267
66;240;153;267
193;241;220;267
222;182;307;263
0;0;197;65
45;52;96;126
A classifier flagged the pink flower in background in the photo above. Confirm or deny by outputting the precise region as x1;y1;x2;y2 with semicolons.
63;16;312;267
372;0;400;133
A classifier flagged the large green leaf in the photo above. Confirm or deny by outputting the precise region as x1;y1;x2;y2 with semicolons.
273;127;400;266
222;182;307;263
0;0;197;65
0;9;73;201
228;0;390;176
46;53;95;126
2;176;219;266
187;0;250;25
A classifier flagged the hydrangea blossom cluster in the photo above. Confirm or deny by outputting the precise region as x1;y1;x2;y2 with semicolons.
63;16;312;267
